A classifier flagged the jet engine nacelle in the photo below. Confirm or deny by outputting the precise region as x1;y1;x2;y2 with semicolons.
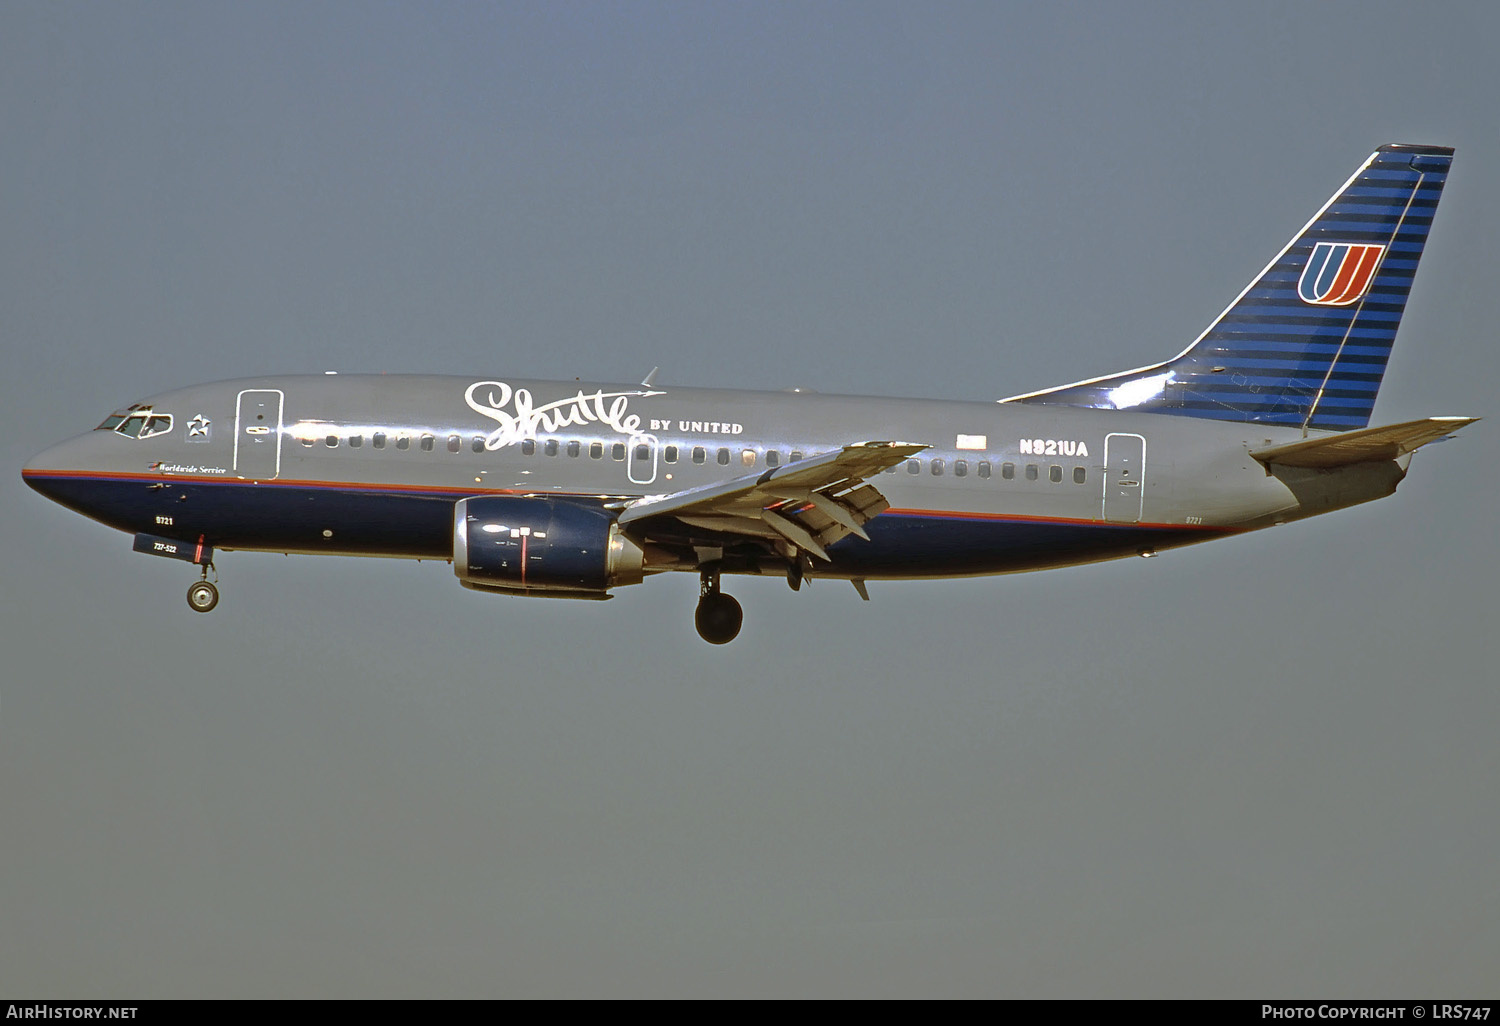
453;496;645;597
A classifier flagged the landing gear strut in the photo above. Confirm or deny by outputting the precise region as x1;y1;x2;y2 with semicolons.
695;566;742;645
187;564;219;613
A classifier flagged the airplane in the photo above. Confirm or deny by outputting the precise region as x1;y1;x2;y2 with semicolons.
23;143;1477;644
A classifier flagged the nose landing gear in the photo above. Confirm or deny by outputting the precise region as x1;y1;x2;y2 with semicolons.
187;565;219;613
695;566;742;645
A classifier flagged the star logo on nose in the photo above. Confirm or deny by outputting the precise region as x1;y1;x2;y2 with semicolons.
187;414;211;440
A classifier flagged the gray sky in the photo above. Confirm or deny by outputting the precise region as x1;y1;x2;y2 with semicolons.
3;0;1496;998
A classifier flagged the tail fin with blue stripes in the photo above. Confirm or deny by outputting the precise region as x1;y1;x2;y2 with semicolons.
1007;144;1452;431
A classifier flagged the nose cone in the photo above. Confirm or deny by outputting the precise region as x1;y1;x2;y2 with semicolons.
23;434;98;504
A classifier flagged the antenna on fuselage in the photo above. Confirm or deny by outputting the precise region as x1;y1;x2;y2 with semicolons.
641;367;659;388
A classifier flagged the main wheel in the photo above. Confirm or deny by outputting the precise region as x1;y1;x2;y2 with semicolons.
187;580;220;613
694;592;743;645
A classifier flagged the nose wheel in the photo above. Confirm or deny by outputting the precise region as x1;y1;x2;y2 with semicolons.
187;565;219;613
695;567;742;645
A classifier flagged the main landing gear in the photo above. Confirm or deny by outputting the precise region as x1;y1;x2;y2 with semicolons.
695;566;742;645
186;564;219;613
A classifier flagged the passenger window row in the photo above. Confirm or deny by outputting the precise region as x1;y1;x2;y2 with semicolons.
311;432;428;451
307;435;1088;483
888;458;1087;483
307;433;807;470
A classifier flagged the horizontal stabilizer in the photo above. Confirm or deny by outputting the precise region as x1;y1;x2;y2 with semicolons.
1250;416;1478;468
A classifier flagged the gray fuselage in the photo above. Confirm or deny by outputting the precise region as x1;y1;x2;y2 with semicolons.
24;373;1408;583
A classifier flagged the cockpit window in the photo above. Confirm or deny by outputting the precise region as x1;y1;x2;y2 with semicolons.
96;403;145;431
98;406;173;439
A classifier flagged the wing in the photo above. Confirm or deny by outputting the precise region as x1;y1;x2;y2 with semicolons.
617;441;927;562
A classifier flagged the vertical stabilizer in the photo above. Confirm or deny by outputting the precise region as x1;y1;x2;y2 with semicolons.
1007;144;1452;431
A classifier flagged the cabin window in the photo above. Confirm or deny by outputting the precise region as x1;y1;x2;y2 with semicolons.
472;436;486;453
396;435;410;451
692;447;706;465
954;459;967;478
931;458;944;476
791;451;804;463
1049;465;1062;483
544;439;558;457
1001;462;1015;480
1073;466;1087;484
635;444;651;463
717;448;730;466
300;435;315;447
348;434;362;448
612;442;626;461
766;450;780;467
907;459;920;474
589;442;603;460
978;461;991;479
325;435;339;448
664;445;678;463
741;449;756;467
420;434;434;452
567;440;581;458
520;439;535;456
885;465;898;474
445;435;459;453
1025;464;1038;481
372;432;386;449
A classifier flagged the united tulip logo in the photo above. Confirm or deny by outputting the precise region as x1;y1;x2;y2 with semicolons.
1297;242;1385;306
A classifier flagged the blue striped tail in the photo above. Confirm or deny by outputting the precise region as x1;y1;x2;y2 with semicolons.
1009;144;1452;431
